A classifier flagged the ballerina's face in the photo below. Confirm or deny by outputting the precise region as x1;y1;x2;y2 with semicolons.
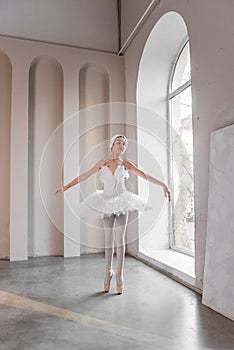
111;137;127;155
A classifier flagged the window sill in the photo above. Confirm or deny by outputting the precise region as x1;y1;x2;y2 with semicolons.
136;248;198;292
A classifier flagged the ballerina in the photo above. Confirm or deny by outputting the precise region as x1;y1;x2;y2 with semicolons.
56;134;170;294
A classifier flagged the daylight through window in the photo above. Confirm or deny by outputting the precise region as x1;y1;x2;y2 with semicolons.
169;41;195;256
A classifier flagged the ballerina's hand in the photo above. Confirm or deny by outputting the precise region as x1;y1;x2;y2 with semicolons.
163;185;171;202
55;186;65;195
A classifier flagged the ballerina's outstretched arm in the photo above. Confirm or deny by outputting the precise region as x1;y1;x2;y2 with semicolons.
55;159;105;194
123;159;171;202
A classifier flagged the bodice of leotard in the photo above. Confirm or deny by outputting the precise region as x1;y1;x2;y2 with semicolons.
99;165;129;198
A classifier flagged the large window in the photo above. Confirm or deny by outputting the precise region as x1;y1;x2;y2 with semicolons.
169;40;195;256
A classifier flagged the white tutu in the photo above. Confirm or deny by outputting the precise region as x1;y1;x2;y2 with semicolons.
78;164;151;218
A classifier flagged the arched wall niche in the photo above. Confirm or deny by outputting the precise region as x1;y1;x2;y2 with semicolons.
79;62;109;109
30;55;64;75
28;55;64;257
78;63;110;254
0;50;12;259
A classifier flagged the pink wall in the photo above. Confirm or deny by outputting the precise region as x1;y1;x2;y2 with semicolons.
28;58;64;257
0;36;124;261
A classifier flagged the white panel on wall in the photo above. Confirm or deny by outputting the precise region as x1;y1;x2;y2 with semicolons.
202;124;234;321
28;57;64;257
0;50;11;259
79;64;110;254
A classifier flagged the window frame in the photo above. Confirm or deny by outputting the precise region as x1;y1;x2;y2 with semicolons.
167;37;194;257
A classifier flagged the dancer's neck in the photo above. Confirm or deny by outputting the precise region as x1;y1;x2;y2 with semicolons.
110;155;121;161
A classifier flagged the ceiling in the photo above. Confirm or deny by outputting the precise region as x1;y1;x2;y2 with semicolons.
0;0;153;54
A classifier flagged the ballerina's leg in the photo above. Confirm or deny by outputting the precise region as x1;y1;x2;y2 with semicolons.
115;213;128;294
103;215;115;268
115;213;128;270
103;215;115;292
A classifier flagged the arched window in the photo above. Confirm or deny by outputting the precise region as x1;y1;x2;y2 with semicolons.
168;40;195;256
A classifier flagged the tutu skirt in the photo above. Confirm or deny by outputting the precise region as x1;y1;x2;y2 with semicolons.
78;190;151;219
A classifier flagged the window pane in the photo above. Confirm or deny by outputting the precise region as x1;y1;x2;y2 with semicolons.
171;41;191;93
170;86;195;255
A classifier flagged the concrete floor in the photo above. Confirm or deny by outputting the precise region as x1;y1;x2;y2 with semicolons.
0;254;234;350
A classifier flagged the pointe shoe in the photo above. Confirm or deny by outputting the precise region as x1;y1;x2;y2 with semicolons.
104;267;114;292
116;267;124;295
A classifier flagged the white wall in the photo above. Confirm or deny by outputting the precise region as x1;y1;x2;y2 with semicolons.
122;0;234;290
0;35;124;261
0;0;119;52
0;51;11;259
136;12;189;269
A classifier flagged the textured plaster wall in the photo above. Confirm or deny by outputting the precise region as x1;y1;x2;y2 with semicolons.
122;0;234;290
